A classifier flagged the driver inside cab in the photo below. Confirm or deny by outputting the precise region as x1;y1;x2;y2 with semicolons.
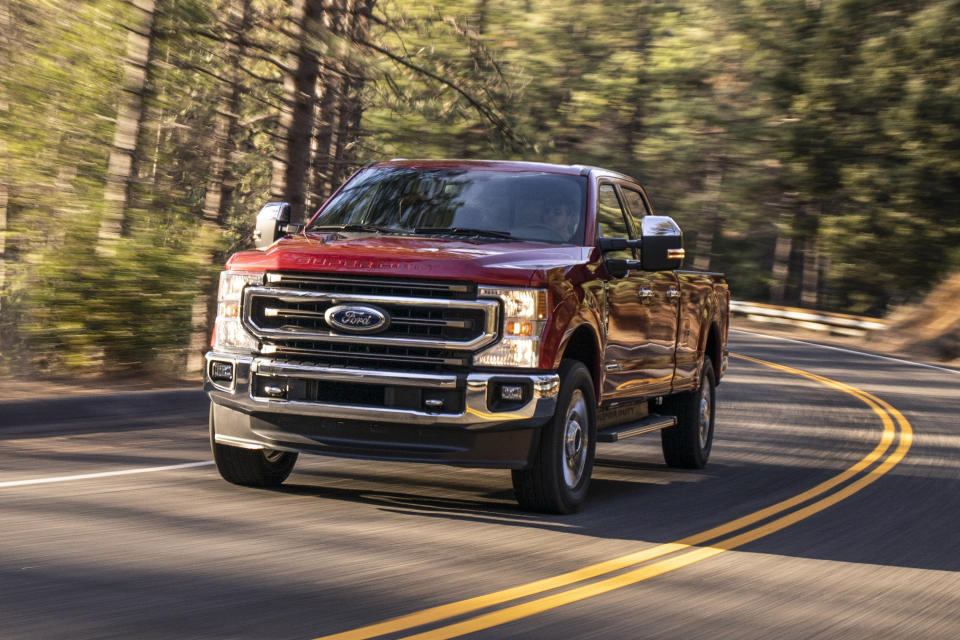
543;196;581;245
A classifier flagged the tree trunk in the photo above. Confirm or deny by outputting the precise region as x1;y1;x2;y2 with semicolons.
329;0;374;189
201;0;251;225
0;0;9;294
800;204;821;308
623;1;652;167
801;237;821;308
307;0;375;205
770;208;794;305
693;154;724;271
307;72;341;208
475;0;488;35
97;0;157;255
271;0;325;225
330;76;357;189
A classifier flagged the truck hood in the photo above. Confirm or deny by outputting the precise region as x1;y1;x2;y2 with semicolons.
225;233;590;286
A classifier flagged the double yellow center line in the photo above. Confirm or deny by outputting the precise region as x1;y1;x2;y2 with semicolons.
318;354;913;640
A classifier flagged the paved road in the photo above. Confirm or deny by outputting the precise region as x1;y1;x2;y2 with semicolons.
2;332;958;639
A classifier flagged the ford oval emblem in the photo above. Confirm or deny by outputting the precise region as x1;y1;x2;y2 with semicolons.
324;304;390;334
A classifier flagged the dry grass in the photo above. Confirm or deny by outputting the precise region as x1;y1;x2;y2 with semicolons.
884;273;960;362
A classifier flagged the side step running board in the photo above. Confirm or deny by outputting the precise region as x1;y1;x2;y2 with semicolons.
597;414;677;443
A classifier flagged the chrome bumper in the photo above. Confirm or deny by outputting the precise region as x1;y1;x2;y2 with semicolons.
204;352;560;429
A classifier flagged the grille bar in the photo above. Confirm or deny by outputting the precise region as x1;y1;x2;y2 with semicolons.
243;287;498;350
261;343;469;368
264;307;470;329
252;360;459;388
266;272;474;298
264;308;324;319
391;317;471;329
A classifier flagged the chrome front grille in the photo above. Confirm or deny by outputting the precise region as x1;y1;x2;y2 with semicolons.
249;295;486;342
243;273;499;371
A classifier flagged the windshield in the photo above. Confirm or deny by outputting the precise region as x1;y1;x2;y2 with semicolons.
307;167;587;245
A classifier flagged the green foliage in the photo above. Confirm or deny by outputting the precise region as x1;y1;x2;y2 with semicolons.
3;0;960;376
21;223;209;373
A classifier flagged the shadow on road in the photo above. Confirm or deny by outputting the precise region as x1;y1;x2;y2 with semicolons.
256;345;960;574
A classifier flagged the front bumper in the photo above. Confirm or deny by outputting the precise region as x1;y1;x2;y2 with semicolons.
204;352;560;468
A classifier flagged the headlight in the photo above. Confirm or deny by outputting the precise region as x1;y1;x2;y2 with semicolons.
212;271;263;352
474;287;548;368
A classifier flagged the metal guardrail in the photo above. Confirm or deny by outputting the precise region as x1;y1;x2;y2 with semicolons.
730;301;888;337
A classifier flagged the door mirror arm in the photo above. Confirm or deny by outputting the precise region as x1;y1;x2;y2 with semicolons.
598;237;642;277
598;237;642;253
280;223;304;235
604;258;643;278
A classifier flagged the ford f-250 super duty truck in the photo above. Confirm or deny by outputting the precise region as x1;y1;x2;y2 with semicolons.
205;159;729;513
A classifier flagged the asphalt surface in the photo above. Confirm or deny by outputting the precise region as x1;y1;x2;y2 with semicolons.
1;331;958;639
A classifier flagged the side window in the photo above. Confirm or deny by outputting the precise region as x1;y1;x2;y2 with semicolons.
596;183;633;259
619;188;650;236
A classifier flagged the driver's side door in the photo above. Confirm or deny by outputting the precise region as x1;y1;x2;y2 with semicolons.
598;182;653;401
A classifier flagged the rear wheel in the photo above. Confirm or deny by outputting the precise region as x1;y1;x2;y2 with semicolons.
512;360;596;514
209;404;298;487
661;356;716;469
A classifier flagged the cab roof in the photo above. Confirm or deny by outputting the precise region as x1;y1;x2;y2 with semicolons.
370;158;636;183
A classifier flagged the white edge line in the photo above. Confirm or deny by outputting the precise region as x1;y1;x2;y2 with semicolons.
0;461;215;489
731;329;960;375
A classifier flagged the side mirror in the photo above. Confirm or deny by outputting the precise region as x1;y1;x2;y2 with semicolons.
640;216;685;271
253;202;294;249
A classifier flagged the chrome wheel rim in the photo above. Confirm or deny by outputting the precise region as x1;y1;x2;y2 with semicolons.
698;382;712;450
563;389;588;489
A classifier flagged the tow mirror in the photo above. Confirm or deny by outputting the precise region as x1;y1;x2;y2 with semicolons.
640;216;685;271
253;202;300;249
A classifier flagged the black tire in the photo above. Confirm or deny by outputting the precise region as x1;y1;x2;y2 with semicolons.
512;360;596;514
661;356;716;469
209;404;298;487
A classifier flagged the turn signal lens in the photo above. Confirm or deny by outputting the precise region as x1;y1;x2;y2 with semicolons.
505;321;534;336
220;302;240;319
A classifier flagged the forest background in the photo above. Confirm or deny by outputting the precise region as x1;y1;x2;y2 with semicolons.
1;0;959;378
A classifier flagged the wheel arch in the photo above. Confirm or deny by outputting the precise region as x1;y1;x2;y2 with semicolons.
555;323;602;397
702;321;724;382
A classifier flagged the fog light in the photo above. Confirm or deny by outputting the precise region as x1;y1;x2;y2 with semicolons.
500;384;524;401
210;361;234;382
263;385;286;398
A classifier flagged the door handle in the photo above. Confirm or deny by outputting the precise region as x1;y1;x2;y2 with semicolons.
639;288;654;305
667;289;681;301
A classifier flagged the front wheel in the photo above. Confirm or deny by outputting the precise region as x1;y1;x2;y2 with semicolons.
661;356;716;469
512;360;596;514
209;404;298;487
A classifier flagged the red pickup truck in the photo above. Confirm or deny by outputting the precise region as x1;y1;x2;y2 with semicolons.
205;159;729;513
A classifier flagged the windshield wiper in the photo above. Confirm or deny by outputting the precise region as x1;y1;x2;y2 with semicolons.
309;223;401;233
414;227;514;239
